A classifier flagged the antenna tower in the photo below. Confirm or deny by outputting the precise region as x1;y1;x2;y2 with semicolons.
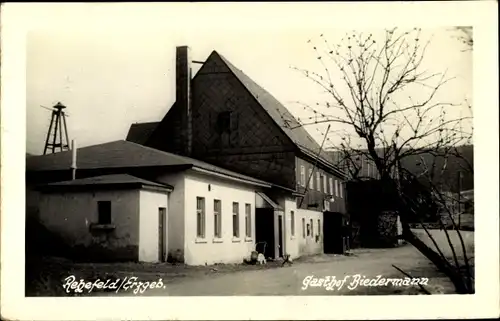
43;102;70;155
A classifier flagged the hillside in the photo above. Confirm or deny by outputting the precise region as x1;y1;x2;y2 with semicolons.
400;145;473;192
329;145;473;192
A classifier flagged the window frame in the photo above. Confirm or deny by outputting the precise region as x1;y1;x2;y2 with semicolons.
214;199;222;238
245;203;252;238
232;202;240;238
300;165;306;187
196;197;206;238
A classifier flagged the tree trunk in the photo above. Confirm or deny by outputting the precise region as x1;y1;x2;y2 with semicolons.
401;223;471;294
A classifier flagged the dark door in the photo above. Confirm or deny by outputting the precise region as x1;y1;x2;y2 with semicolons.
278;215;284;258
255;208;275;259
158;207;167;262
323;211;345;254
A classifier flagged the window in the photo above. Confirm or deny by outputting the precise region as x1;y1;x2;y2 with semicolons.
329;177;333;195
318;219;321;236
232;202;240;238
196;197;206;238
323;175;328;193
335;179;339;197
306;223;311;236
216;111;231;133
214;200;222;238
340;182;343;198
367;162;371;177
308;169;314;189
97;201;111;224
291;211;295;236
302;218;306;238
310;218;314;236
245;204;252;238
300;165;306;187
316;171;321;191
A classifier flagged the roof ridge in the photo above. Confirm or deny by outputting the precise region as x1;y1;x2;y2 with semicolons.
217;53;303;124
132;121;160;125
28;140;126;160
120;140;192;164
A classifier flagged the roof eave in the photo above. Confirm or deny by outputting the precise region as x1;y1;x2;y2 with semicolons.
37;182;173;193
190;166;272;188
297;146;348;180
269;183;301;195
26;164;194;175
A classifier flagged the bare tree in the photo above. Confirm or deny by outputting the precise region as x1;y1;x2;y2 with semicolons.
291;28;474;293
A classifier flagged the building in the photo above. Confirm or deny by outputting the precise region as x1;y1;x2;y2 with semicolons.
27;140;292;265
27;138;346;264
37;174;172;262
27;46;351;264
328;150;380;181
127;46;349;255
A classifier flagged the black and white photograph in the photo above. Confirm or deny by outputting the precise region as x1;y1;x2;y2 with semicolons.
1;2;498;320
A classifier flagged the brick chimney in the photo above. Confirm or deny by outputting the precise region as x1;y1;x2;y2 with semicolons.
176;46;192;156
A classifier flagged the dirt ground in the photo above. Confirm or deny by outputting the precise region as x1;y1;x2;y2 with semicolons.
27;229;474;296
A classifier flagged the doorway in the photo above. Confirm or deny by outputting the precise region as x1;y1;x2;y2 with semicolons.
323;211;348;254
255;208;275;259
278;214;284;258
158;207;167;262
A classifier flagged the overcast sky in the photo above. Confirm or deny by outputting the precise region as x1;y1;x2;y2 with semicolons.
26;5;472;155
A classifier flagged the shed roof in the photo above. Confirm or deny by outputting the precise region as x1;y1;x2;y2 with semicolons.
256;192;283;211
46;174;169;188
39;174;173;192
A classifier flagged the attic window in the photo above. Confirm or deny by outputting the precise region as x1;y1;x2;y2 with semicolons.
216;111;231;133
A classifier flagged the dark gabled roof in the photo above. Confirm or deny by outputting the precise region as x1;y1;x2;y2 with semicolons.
217;52;345;178
27;140;186;171
125;50;347;179
217;54;338;164
39;174;173;192
26;140;274;187
126;122;160;145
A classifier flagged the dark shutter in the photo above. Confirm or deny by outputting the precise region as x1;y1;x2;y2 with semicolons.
230;111;239;146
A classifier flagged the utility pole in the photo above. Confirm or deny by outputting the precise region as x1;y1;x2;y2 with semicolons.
298;125;331;209
457;171;463;229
